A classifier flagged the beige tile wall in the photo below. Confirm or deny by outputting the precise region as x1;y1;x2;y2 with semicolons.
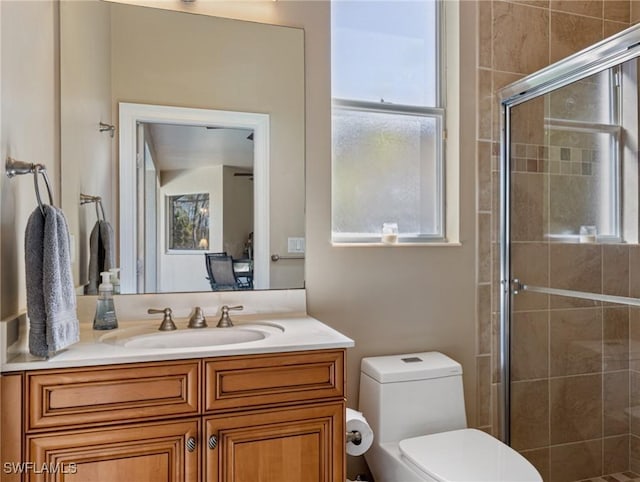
476;1;640;481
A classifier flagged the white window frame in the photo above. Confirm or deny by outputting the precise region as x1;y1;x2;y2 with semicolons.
330;0;460;245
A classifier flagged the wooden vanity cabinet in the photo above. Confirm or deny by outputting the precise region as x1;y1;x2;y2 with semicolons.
205;401;344;482
27;419;200;482
1;349;346;482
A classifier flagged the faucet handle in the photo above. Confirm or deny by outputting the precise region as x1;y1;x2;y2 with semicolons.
217;305;243;328
148;307;177;331
188;306;208;329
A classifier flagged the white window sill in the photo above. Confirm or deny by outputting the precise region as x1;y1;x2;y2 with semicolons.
331;241;462;248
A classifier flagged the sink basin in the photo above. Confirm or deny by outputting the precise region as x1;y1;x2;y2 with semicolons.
100;323;284;349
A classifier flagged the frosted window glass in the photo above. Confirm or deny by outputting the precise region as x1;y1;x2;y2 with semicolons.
331;1;438;107
547;70;614;124
332;109;441;237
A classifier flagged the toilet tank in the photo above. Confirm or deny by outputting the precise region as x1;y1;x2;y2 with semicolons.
358;352;467;445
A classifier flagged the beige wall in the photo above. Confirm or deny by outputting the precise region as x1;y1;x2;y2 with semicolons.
159;166;223;293
1;0;59;319
60;0;112;289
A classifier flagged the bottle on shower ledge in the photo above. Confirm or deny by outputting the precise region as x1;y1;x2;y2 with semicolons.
93;271;118;330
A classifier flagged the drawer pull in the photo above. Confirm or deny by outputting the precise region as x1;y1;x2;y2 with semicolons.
186;437;197;452
208;435;218;450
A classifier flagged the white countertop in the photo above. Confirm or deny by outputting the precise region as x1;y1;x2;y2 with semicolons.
1;313;354;372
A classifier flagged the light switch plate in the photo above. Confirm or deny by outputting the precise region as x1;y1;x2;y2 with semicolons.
287;237;305;254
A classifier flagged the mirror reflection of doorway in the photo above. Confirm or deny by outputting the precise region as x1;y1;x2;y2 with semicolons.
139;122;254;293
119;103;270;294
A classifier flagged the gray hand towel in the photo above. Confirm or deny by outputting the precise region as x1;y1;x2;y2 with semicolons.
86;220;115;295
25;205;80;358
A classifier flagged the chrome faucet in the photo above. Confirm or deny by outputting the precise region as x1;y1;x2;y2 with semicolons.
216;305;243;328
148;307;177;331
188;306;208;328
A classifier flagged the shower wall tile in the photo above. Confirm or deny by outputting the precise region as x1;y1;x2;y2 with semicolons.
492;313;501;384
478;213;492;283
629;246;640;298
511;310;549;380
629;371;640;435
603;245;630;297
477;283;492;355
550;374;603;444
513;1;550;7
511;242;549;311
493;1;550;74
550;307;602;376
606;19;632;35
549;439;602;482
476;355;491;427
604;0;631;22
478;141;492;212
604;435;630;475
478;0;492;68
631;434;640;473
633;1;640;24
511;173;545;242
551;0;603;17
511;380;550;450
510;97;546;145
550;12;604;64
478;69;493;141
604;371;630;436
520;447;550;482
549;244;602;308
604;307;630;371
630;307;640;371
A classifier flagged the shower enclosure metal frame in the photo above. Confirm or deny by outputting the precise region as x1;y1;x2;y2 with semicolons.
498;24;640;444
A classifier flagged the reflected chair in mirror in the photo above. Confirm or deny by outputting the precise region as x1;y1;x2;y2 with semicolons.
204;253;237;291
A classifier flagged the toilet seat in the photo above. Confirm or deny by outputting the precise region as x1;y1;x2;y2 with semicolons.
398;428;541;482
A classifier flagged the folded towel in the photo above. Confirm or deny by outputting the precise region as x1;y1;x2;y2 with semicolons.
25;205;79;357
86;220;115;295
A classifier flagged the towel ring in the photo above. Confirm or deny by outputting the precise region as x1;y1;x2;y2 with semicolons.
6;157;54;216
32;165;54;216
80;193;106;221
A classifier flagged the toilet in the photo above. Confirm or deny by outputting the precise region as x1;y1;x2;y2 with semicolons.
358;352;542;482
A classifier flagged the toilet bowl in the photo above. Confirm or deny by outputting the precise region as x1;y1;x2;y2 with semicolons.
358;352;541;482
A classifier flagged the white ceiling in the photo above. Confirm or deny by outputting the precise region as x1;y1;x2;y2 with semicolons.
145;122;255;172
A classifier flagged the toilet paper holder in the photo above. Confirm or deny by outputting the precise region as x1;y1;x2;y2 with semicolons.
346;430;362;445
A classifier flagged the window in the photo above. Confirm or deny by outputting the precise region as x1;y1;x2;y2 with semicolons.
331;0;446;243
167;193;210;251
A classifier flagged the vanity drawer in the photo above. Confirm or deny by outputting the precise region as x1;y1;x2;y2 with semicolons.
27;360;200;431
204;349;345;412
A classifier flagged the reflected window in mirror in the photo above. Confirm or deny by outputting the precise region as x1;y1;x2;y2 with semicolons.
331;0;446;243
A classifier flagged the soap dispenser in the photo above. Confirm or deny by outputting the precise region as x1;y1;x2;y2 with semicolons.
93;271;118;330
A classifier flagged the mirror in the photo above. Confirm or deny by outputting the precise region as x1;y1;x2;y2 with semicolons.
60;1;305;294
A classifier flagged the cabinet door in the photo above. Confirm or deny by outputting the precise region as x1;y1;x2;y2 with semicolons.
27;419;199;482
205;401;344;482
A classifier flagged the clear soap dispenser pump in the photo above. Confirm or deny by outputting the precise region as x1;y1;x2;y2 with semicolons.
93;271;118;330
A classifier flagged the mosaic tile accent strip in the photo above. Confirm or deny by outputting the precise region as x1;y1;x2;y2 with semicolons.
510;143;600;175
578;471;640;482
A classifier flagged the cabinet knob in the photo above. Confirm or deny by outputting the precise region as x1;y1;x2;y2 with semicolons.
208;435;218;450
186;437;197;452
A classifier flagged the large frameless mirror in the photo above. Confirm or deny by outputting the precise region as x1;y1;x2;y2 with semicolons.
60;1;305;294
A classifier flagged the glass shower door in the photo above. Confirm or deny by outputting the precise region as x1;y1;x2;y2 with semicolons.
502;56;640;481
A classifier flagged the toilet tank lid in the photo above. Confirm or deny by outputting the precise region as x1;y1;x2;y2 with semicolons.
360;352;462;383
